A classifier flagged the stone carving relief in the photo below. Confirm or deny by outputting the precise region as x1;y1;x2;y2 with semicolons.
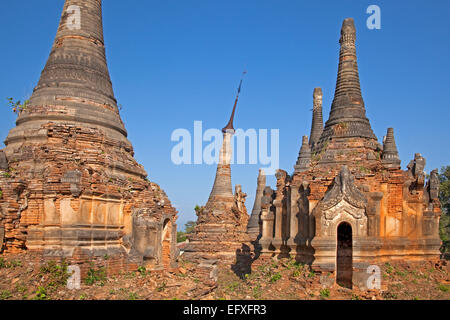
261;186;275;211
320;165;368;211
234;185;247;214
407;153;426;183
124;209;159;265
314;166;368;237
429;169;440;200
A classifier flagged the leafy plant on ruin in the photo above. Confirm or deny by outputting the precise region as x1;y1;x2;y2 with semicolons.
1;171;11;178
319;288;330;298
39;260;70;292
7;97;29;115
384;262;394;275
270;273;282;283
137;266;150;276
0;290;12;300
85;264;107;286
33;286;49;300
438;284;448;292
128;292;140;300
351;294;361;300
0;258;22;269
156;281;167;292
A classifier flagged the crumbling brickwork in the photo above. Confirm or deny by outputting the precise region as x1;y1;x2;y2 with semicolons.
253;18;442;288
0;0;177;273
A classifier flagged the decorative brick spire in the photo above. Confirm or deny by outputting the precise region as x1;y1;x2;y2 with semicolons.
247;169;266;235
382;128;401;168
317;18;376;144
309;87;324;148
207;75;245;206
294;136;312;173
0;0;179;266
206;130;234;204
6;0;128;148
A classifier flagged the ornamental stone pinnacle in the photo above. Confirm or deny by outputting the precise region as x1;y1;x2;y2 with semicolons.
309;88;324;149
294;136;312;173
247;169;266;237
382;128;401;168
316;18;377;146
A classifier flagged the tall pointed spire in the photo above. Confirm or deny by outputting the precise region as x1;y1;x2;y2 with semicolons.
247;169;266;236
309;88;324;148
207;74;246;206
294;136;312;173
6;0;127;149
222;72;246;133
317;18;376;145
382;128;401;168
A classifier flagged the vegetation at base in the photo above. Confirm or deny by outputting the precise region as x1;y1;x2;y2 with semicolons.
439;166;450;254
85;264;107;286
320;288;330;298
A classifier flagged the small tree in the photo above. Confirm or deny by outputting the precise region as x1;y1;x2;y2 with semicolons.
439;166;450;254
7;97;29;114
184;220;196;234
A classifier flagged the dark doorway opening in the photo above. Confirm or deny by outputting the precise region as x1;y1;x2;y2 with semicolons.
336;222;352;288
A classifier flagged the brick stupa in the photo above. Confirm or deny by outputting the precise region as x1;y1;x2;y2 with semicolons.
256;18;442;289
0;0;177;273
185;81;250;264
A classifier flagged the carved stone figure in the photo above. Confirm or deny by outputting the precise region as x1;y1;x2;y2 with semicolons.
428;169;440;201
127;209;158;265
234;185;247;213
408;153;426;182
261;186;275;209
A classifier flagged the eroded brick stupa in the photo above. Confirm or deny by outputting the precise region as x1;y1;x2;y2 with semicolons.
255;18;442;288
0;0;177;272
185;80;250;265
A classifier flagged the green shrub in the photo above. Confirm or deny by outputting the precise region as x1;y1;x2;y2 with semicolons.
438;284;448;292
270;273;282;283
128;292;140;300
0;290;12;300
33;286;49;300
85;265;107;286
320;288;330;298
39;260;70;288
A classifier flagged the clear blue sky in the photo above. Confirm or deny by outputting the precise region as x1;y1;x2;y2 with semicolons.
1;1;449;230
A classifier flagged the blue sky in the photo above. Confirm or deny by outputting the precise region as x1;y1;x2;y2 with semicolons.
1;1;449;230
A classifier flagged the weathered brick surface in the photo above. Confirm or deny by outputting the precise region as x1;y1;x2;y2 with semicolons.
0;0;178;273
